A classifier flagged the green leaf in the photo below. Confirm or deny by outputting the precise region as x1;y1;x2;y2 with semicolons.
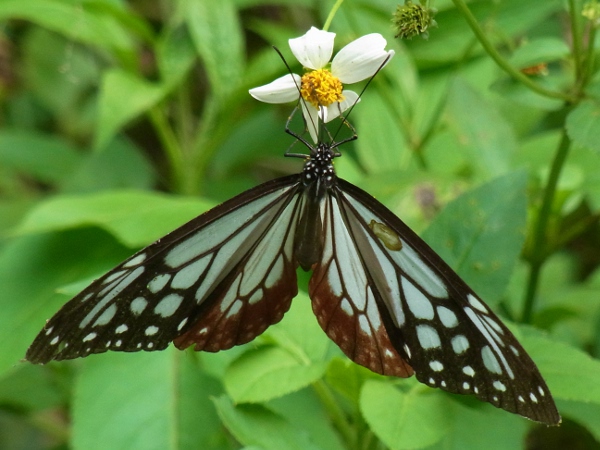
427;398;527;450
14;190;213;248
267;390;346;450
185;0;244;99
423;171;528;303
360;379;451;449
523;333;600;405
95;70;167;150
225;346;327;403
0;130;82;184
225;296;329;403
0;0;136;54
214;396;324;450
566;99;600;153
73;350;226;450
508;37;570;68
61;138;156;192
157;25;197;88
264;292;331;363
446;78;517;177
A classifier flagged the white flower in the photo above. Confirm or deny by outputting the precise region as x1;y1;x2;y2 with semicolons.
249;27;395;143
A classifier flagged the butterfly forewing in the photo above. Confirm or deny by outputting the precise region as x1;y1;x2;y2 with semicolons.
26;176;303;364
173;185;304;351
333;179;560;425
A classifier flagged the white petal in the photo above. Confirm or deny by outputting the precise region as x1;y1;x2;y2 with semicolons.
332;34;395;84
300;100;321;143
289;27;335;70
324;90;360;123
249;74;301;104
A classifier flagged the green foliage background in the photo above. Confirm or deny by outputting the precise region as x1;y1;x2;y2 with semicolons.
0;0;600;449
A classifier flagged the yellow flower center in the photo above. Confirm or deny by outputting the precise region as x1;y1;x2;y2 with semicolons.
300;69;344;108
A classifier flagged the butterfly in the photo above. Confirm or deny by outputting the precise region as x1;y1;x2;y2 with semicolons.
25;95;560;426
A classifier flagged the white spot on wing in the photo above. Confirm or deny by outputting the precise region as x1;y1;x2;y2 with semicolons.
451;335;469;354
219;274;242;312
123;252;147;268
493;381;507;392
226;300;243;318
481;345;502;375
248;289;263;305
83;332;97;342
130;297;148;315
102;270;127;285
467;293;488;313
465;307;514;379
148;274;171;293
265;255;284;289
340;298;353;316
154;294;184;317
93;304;117;327
538;386;545;397
417;325;441;349
172;256;210;289
145;325;159;336
116;324;128;334
358;315;371;334
328;263;343;296
437;306;458;328
177;318;188;331
462;366;475;377
530;393;538;403
402;277;434;319
429;360;443;372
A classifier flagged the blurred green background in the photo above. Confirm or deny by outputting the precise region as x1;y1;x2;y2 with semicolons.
1;0;600;449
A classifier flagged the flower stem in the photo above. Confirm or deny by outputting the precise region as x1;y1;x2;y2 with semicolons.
323;0;345;31
451;0;577;103
521;130;572;323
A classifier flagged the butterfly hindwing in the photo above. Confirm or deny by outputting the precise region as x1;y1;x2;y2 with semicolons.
309;193;414;378
332;178;560;424
26;176;303;364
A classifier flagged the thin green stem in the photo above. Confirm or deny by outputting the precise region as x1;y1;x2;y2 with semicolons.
312;380;356;449
583;24;598;87
148;106;186;193
323;0;345;31
569;0;584;81
451;0;577;103
522;130;572;323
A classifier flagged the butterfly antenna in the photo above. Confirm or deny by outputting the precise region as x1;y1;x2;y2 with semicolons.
331;53;393;142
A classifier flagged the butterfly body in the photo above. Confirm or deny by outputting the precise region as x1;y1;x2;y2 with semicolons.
26;135;560;425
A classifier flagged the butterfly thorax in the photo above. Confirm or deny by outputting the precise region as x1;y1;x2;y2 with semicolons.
301;142;336;195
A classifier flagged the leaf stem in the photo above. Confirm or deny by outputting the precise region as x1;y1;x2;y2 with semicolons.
451;0;577;103
323;0;345;31
521;130;572;323
312;380;356;449
148;106;186;193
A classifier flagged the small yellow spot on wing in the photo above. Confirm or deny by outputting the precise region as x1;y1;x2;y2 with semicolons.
369;220;402;251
